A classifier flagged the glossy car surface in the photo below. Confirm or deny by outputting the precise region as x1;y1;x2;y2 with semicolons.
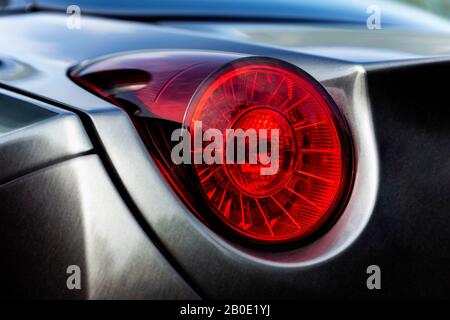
0;0;449;299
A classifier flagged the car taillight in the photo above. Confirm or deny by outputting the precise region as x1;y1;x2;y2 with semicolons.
70;52;354;246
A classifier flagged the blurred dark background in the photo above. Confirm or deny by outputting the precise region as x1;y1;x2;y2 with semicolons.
397;0;450;18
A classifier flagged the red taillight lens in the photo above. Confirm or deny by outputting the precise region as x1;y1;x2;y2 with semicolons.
70;52;354;246
185;61;351;242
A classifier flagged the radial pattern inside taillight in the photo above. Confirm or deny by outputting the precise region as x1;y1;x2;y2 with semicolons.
185;61;351;243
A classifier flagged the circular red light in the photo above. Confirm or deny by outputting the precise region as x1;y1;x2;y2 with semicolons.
185;58;353;244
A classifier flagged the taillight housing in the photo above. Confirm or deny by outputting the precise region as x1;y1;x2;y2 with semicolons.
70;52;354;247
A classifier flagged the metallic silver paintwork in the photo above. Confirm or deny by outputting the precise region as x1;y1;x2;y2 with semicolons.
0;88;92;183
0;154;199;299
162;23;450;62
0;87;199;298
68;155;199;299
